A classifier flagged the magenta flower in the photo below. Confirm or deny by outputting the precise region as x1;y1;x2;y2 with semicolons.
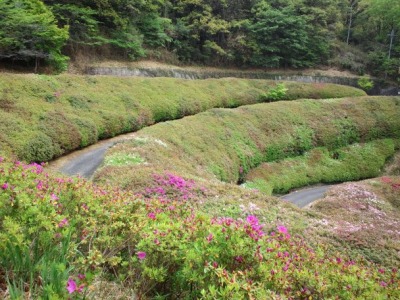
0;157;4;162
277;225;288;234
235;256;244;263
283;265;289;272
77;274;86;280
66;278;77;294
50;193;59;201
1;182;8;190
246;215;259;225
148;212;156;220
380;281;387;287
58;218;69;228
137;251;146;260
206;233;213;243
36;181;43;190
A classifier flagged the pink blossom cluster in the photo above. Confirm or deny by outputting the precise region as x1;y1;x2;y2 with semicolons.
143;173;206;201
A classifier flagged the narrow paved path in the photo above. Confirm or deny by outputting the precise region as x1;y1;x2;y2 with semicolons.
47;132;137;178
280;185;331;208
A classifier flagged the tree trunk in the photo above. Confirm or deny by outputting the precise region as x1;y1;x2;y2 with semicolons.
35;56;39;73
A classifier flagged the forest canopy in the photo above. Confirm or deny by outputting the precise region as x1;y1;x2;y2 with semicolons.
0;0;398;79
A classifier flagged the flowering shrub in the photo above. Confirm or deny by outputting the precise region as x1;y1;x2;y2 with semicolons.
141;173;207;201
0;158;399;299
311;180;400;267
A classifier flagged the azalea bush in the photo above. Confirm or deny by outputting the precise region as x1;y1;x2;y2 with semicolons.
0;158;399;299
0;74;364;162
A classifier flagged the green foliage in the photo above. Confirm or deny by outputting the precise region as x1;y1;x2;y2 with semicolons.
137;13;172;48
39;111;81;156
246;139;396;194
20;132;56;162
249;5;315;68
0;0;69;72
0;159;398;298
258;83;288;102
358;76;374;91
0;0;397;72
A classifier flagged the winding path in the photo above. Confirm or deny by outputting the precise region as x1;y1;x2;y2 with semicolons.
47;132;137;178
48;135;331;207
280;185;331;208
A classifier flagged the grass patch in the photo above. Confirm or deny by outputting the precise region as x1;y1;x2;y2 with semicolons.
104;153;145;166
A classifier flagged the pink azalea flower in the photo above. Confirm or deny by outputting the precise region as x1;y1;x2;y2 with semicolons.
1;182;8;190
277;225;288;234
206;233;213;242
58;218;69;228
66;278;77;294
36;181;43;190
235;256;244;263
77;274;86;280
137;251;146;260
246;215;259;225
283;265;289;272
148;212;156;220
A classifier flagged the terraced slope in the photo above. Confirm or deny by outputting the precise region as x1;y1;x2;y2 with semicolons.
0;73;365;162
94;96;400;191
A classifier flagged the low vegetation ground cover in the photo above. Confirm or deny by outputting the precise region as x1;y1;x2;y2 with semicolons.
308;177;400;268
245;139;399;194
1;72;399;298
0;74;365;162
95;96;400;190
0;158;398;299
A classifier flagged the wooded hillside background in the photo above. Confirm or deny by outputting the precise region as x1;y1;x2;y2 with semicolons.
0;0;399;80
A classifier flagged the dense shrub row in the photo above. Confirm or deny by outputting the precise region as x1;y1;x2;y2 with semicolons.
246;139;398;194
0;73;365;162
0;158;398;299
95;96;400;191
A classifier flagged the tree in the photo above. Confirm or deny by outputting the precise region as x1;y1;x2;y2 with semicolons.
249;2;314;68
0;0;69;72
